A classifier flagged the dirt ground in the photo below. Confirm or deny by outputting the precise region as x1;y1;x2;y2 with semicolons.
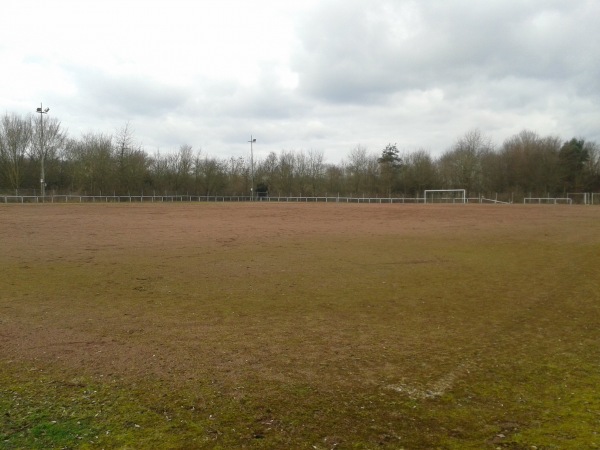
1;203;598;379
3;202;594;259
2;203;600;448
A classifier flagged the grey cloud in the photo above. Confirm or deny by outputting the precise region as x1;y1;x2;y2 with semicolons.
37;1;599;162
195;70;309;121
211;84;302;120
70;67;188;119
292;0;600;104
422;1;599;85
293;1;411;102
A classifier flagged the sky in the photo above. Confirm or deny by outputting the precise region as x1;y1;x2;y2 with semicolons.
1;0;599;162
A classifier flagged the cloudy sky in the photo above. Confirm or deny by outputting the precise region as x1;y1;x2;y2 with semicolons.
1;0;599;162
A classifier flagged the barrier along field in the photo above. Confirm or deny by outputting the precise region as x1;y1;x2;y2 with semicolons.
1;203;599;448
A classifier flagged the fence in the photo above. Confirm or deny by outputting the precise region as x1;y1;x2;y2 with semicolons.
1;194;425;204
523;197;573;205
2;193;597;205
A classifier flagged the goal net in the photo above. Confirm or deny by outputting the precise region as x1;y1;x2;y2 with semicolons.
424;189;466;204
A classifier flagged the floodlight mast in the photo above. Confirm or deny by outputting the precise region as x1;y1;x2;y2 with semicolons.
248;135;256;200
36;103;49;200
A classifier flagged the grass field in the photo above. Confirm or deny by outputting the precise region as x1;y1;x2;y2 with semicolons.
1;203;600;449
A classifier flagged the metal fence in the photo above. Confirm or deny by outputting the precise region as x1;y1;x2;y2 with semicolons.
1;194;425;204
2;193;598;204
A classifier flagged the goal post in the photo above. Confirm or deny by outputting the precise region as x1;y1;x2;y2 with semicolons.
424;189;466;204
567;193;589;205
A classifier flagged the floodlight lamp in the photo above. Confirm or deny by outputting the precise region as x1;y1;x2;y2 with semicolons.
252;139;256;143
44;107;49;113
36;107;42;113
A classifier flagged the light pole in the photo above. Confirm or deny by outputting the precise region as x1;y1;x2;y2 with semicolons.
36;103;49;199
248;135;256;200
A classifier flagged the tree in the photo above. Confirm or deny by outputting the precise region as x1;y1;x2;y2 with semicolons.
113;123;142;194
294;151;309;195
401;150;437;195
324;164;344;195
166;144;194;193
346;145;370;195
196;156;226;195
582;141;600;191
558;138;589;192
0;113;33;191
31;114;66;191
438;129;492;193
277;150;296;195
224;156;248;196
256;152;278;195
306;149;325;196
65;133;115;194
499;130;561;196
256;180;269;198
3;105;600;201
378;143;402;196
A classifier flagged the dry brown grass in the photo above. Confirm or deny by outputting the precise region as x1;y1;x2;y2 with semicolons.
1;203;600;448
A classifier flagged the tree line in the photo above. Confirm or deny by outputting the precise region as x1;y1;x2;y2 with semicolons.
1;111;599;200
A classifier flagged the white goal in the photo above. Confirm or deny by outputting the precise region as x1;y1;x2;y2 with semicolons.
424;189;466;204
567;193;589;205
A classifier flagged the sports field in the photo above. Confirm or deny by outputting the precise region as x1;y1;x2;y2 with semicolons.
1;203;599;449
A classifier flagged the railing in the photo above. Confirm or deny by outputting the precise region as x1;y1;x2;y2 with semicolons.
1;193;594;205
523;197;573;205
0;194;426;204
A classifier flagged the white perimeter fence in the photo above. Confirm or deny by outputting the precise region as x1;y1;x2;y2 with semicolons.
523;197;572;205
2;193;599;204
1;194;429;204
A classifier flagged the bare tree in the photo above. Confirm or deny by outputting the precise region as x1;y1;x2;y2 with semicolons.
256;152;278;195
438;129;493;193
166;144;194;193
4;105;600;201
178;144;194;192
295;151;309;195
64;133;114;194
278;150;296;195
30;114;66;192
225;156;248;195
306;149;325;195
197;156;227;195
0;113;33;191
500;130;560;196
324;163;344;195
112;123;150;194
114;123;135;193
148;150;169;193
583;140;600;191
401;149;437;195
346;145;370;195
